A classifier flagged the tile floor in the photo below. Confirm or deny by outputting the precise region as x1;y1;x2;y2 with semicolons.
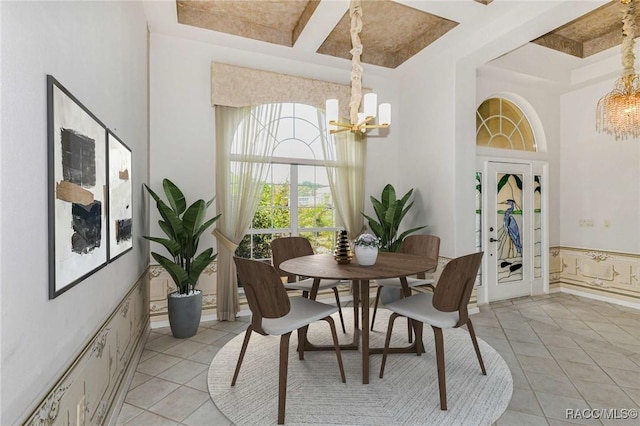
116;292;640;425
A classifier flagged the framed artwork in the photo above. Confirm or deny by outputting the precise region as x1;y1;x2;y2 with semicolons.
48;75;108;299
108;131;133;261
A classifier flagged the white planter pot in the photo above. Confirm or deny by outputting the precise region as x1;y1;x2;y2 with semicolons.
355;246;378;266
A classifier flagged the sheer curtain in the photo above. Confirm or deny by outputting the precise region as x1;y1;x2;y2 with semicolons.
319;115;367;240
214;104;281;321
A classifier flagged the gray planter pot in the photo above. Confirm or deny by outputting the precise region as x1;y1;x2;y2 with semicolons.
167;290;202;338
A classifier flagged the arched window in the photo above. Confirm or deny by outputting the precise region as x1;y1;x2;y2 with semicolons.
235;103;338;260
476;97;536;151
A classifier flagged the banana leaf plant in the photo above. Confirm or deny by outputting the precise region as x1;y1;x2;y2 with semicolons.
144;179;220;295
362;183;426;252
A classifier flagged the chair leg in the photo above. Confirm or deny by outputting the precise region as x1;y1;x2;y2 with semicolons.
231;326;253;386
370;286;383;331
333;287;347;333
297;326;308;360
432;326;447;410
277;332;291;425
323;316;346;383
413;321;425;355
466;319;487;375
379;312;401;378
407;317;413;343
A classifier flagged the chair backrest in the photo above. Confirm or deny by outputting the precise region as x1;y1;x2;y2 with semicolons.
271;236;315;283
234;257;291;335
399;235;440;277
432;252;484;327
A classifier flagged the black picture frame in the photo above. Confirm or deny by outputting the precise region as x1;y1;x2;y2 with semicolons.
48;75;108;299
107;130;133;261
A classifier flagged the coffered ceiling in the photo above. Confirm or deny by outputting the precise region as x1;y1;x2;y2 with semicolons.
532;0;640;58
174;0;633;69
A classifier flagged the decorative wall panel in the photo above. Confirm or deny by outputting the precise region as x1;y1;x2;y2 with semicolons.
550;246;640;302
24;273;149;425
149;257;476;322
149;261;217;323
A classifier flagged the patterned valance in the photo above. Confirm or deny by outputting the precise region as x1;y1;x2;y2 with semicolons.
211;62;354;118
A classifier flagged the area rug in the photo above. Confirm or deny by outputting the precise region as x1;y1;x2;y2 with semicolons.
208;309;512;426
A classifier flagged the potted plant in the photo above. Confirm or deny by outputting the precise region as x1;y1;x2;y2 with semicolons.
144;179;220;338
362;183;426;252
363;183;426;303
353;233;381;266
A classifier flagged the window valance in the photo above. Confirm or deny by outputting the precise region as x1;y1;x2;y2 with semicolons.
211;62;354;119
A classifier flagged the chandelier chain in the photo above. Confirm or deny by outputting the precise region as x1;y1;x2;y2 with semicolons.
349;0;363;125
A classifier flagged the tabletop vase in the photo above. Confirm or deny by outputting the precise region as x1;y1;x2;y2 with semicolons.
355;246;378;266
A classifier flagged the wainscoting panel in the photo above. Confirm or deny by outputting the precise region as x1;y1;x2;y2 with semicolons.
148;258;475;322
24;273;149;425
149;261;217;324
550;246;640;303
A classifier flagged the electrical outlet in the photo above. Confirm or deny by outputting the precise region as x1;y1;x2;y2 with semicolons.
77;396;86;426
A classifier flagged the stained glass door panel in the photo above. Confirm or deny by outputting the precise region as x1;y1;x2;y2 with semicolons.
496;173;523;284
486;162;532;301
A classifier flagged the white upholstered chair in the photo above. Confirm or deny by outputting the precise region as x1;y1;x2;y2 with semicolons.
379;252;486;411
271;236;347;333
371;235;440;335
232;257;346;424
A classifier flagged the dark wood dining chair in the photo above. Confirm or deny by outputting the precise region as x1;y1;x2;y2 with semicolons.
232;257;346;425
379;252;485;411
271;236;347;333
371;235;440;336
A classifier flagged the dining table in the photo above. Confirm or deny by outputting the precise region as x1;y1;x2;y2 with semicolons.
279;251;438;384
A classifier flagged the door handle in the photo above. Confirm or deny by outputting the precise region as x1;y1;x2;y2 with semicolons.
489;237;499;243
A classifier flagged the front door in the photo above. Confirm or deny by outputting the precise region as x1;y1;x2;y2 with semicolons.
486;162;533;301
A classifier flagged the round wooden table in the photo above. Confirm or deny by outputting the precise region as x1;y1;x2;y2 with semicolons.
280;252;437;384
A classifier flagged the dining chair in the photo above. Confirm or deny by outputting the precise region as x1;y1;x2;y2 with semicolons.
379;251;485;411
271;236;347;333
232;257;346;425
370;234;440;336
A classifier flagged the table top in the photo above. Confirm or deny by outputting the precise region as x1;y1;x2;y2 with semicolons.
279;252;437;281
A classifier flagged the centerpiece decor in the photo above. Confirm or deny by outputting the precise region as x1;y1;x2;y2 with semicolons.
334;230;354;264
353;233;381;266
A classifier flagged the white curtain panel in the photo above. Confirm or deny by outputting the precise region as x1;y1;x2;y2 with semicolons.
319;113;367;241
214;104;282;320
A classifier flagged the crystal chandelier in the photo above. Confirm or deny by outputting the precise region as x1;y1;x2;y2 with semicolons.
325;0;391;134
596;0;640;140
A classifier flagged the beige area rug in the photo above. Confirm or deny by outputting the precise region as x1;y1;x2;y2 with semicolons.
208;308;512;426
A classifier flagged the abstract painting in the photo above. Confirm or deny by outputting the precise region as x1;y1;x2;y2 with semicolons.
108;131;133;261
48;75;108;298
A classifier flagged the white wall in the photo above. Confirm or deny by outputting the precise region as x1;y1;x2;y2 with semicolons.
560;78;640;253
149;33;400;252
0;2;148;423
395;60;458;256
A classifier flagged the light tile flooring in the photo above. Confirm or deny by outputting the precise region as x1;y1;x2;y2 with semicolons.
117;293;640;425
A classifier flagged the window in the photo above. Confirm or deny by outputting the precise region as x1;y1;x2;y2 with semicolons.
235;103;338;260
476;97;536;151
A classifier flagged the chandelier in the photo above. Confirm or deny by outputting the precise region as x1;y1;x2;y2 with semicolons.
325;0;391;134
596;0;640;140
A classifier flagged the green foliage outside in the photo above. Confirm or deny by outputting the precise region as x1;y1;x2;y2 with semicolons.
235;180;337;260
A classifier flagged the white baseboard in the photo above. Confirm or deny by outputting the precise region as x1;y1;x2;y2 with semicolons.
559;287;640;310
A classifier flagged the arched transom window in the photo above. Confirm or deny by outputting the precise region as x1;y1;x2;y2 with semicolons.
476;98;536;151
